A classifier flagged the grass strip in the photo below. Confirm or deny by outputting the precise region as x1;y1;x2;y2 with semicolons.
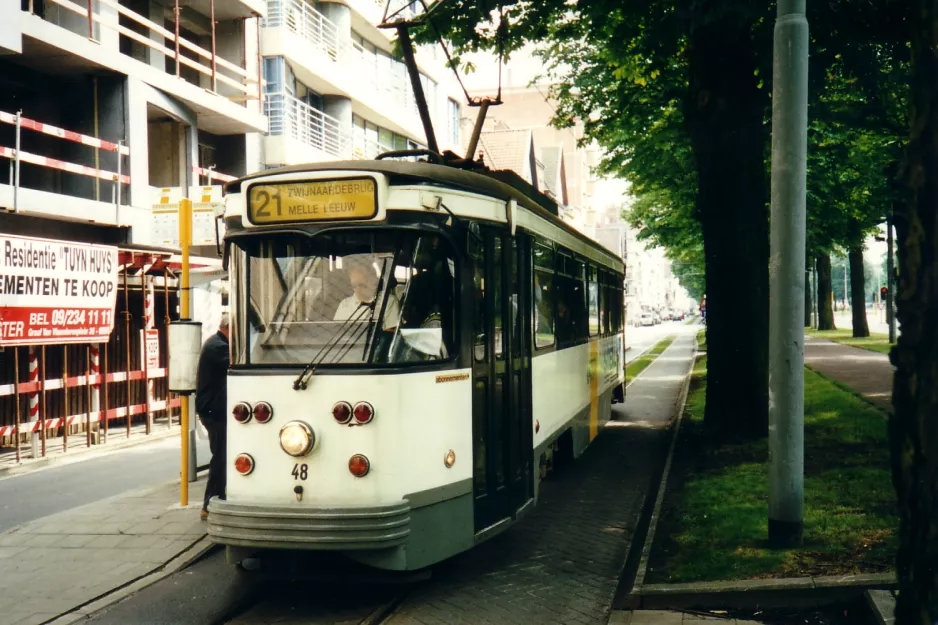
805;328;893;355
626;335;675;384
646;351;895;583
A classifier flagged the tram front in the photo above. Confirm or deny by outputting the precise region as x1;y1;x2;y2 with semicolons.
208;165;473;572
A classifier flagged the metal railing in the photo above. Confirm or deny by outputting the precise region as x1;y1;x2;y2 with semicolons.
266;0;345;60
265;92;349;158
265;0;421;126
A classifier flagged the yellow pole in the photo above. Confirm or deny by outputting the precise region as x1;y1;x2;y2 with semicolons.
179;198;192;506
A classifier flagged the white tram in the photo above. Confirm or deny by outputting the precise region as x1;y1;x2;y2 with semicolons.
208;159;626;571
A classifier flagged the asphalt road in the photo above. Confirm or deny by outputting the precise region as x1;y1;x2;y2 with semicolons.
0;436;210;532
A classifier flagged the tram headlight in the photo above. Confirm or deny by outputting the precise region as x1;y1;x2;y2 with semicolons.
279;421;315;457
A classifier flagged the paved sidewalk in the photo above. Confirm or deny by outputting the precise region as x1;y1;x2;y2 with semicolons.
0;477;207;625
803;336;894;413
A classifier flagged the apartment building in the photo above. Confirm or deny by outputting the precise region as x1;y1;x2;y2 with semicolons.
260;0;464;167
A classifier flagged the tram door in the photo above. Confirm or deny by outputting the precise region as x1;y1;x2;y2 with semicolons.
471;228;534;533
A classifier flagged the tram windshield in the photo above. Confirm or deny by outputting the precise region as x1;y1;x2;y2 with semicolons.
231;230;456;366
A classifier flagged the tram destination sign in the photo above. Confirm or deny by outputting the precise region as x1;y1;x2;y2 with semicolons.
247;177;378;225
0;235;119;346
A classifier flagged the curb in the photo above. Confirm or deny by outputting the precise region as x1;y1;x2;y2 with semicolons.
616;332;698;610
865;588;896;625
46;536;217;625
634;573;897;611
0;428;181;480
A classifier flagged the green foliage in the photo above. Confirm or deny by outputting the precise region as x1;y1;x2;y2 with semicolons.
412;0;907;287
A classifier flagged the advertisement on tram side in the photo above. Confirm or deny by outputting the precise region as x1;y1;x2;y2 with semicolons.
0;235;119;346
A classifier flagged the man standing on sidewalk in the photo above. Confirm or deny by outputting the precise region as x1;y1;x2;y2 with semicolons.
195;312;230;521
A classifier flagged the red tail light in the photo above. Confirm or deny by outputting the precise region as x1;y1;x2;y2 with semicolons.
332;401;352;424
232;402;252;424
234;453;255;475
253;401;273;423
353;402;374;424
349;454;370;477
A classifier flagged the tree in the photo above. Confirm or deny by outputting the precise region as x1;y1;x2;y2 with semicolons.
848;249;870;337
815;253;836;330
418;0;772;441
891;0;938;620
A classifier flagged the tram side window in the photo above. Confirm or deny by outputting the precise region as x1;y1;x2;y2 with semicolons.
533;241;554;349
603;271;616;336
555;253;587;348
470;229;486;362
588;265;600;337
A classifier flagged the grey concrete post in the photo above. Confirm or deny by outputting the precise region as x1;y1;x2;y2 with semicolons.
768;0;808;547
887;216;896;342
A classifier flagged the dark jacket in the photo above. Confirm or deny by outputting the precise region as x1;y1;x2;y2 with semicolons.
195;331;229;427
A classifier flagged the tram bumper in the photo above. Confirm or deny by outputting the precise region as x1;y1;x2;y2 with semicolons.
206;498;411;551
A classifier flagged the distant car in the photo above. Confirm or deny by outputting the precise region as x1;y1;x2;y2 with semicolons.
640;312;655;326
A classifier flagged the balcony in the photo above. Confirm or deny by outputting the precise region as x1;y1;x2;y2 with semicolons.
265;92;348;164
15;0;266;135
262;0;424;142
265;92;397;165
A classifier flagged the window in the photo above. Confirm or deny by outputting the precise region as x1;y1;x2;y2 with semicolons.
555;251;587;347
263;57;285;94
533;241;554;349
233;230;457;366
447;98;460;146
588;265;600;337
470;232;486;362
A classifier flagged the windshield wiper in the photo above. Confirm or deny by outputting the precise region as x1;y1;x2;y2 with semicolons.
292;302;370;390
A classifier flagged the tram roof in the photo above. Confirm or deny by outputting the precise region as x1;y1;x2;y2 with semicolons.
225;160;623;270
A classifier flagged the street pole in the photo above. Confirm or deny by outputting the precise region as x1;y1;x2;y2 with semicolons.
887;216;896;342
179;197;192;507
768;0;807;547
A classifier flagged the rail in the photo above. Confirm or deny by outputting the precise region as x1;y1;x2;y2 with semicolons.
39;0;261;103
266;0;343;61
265;92;350;158
0;108;127;213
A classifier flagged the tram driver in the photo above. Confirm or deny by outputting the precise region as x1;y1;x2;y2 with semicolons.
333;256;401;332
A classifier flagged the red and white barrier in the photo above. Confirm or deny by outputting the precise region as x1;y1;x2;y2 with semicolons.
27;347;38;423
0;111;130;155
0;147;129;184
0;367;169;398
192;165;236;183
0;397;183;438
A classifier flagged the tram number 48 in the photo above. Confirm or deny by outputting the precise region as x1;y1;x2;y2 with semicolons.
292;464;308;480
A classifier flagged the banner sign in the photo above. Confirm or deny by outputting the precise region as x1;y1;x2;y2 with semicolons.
0;235;119;345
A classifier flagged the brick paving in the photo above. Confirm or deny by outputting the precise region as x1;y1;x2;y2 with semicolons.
0;478;206;625
384;330;698;625
803;336;894;413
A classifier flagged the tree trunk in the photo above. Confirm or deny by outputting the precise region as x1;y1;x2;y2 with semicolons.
849;248;869;338
686;9;769;443
804;267;813;327
816;253;835;330
891;3;938;621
